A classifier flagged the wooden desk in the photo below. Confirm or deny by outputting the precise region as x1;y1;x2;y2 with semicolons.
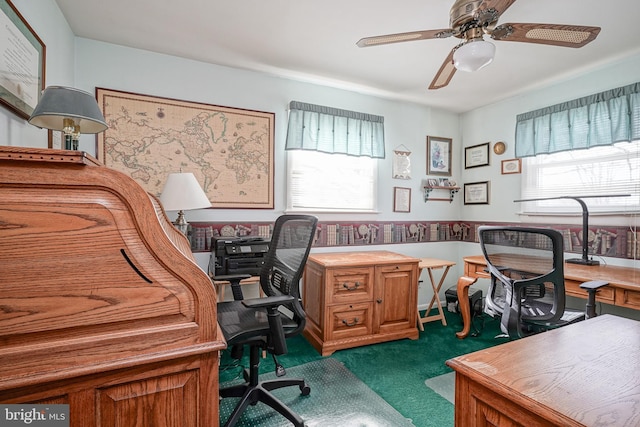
446;315;640;426
455;255;640;338
417;258;456;331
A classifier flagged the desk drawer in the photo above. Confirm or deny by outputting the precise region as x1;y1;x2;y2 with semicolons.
328;267;374;304
565;279;615;304
465;262;490;278
615;288;640;310
328;302;372;341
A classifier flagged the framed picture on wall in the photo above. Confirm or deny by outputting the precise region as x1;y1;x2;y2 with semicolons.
464;181;490;205
96;87;275;209
426;136;452;176
501;158;522;174
465;142;490;169
393;187;411;213
0;0;46;119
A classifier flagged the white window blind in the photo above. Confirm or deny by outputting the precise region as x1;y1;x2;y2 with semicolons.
520;140;640;214
287;150;377;212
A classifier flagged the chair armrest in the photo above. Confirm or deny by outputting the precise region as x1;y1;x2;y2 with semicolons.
242;295;294;309
580;280;608;290
212;274;253;300
580;280;608;320
212;273;252;282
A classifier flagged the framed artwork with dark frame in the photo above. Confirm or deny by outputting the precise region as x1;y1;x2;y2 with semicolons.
464;181;490;205
393;186;411;213
465;142;490;169
0;0;46;120
426;136;452;176
501;158;522;174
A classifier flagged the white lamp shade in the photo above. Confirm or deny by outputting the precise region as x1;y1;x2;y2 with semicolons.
453;39;496;72
159;173;211;211
28;86;108;134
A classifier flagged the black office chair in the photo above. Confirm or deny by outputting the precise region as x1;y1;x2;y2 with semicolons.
216;214;318;427
479;226;608;339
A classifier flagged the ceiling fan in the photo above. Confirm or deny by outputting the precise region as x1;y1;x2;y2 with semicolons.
356;0;600;90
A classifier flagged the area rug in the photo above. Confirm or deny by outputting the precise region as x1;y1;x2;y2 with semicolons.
219;358;415;426
424;372;455;404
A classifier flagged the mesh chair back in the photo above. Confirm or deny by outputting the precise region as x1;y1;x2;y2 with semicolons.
479;226;567;336
260;215;318;326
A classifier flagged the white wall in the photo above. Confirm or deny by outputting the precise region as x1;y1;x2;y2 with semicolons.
74;39;462;225
0;0;75;148
459;53;640;225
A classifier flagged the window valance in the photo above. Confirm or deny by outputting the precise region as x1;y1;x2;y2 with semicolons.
285;101;385;159
515;82;640;158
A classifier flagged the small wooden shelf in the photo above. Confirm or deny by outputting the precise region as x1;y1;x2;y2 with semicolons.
424;185;460;203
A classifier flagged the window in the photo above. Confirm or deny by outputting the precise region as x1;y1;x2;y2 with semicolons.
520;140;640;214
284;101;385;213
287;150;377;212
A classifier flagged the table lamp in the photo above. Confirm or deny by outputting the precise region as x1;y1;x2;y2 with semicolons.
159;172;211;234
28;86;108;149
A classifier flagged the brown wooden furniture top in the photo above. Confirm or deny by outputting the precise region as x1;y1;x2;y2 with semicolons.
419;257;456;270
308;250;419;267
447;314;640;426
464;254;640;291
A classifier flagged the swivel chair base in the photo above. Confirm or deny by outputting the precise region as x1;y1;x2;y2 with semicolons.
220;345;310;427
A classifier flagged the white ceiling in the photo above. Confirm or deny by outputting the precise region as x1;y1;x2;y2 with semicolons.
55;0;640;113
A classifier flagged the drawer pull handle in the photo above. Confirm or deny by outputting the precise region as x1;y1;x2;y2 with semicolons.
342;282;360;291
342;318;359;327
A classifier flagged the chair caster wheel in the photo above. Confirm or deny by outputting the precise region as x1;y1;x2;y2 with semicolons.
300;382;311;396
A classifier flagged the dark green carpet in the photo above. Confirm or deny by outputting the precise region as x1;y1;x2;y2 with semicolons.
219;309;507;427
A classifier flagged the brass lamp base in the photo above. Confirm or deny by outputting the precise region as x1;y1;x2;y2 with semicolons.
173;210;189;235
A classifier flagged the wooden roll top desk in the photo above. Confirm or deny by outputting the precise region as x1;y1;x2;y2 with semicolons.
0;147;224;426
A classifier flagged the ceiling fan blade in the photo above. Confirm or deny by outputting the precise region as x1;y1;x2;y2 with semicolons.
356;29;453;48
478;0;517;16
428;49;457;90
491;23;601;48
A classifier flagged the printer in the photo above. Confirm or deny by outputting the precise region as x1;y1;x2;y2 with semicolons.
209;236;269;277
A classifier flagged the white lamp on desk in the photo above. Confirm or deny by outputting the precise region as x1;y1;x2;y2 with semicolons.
159;172;211;234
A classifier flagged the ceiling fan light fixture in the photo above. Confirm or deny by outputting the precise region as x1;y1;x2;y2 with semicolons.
453;38;496;72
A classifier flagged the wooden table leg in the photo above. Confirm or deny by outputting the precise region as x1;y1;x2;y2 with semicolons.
417;265;453;330
455;275;478;339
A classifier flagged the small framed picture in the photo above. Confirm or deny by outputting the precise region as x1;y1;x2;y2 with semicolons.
427;178;438;187
501;158;522;174
426;136;452;176
464;181;490;205
465;142;490;169
393;187;411;213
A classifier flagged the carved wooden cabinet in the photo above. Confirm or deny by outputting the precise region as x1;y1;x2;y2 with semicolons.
0;147;225;427
302;251;419;356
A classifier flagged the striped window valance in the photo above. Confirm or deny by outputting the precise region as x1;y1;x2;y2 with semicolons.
285;101;385;159
515;82;640;158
